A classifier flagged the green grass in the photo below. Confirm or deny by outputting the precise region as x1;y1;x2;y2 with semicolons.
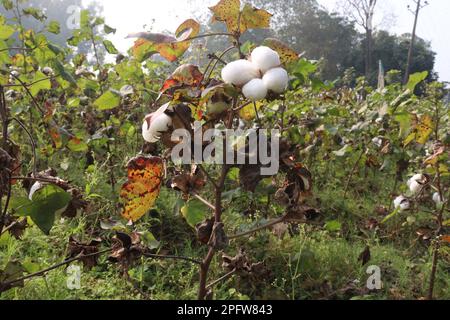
1;174;448;300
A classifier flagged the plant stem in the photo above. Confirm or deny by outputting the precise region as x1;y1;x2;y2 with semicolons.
206;268;236;290
344;148;365;197
228;216;285;240
0;248;113;292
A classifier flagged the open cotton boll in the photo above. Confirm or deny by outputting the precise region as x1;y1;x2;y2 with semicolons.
409;181;422;195
394;196;410;212
142;117;159;143
407;173;426;194
242;79;268;101
142;110;172;143
263;67;289;93
433;192;445;206
251;46;281;73
149;113;172;135
221;60;260;86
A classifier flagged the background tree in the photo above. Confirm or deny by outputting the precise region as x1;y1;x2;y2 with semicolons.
340;0;378;80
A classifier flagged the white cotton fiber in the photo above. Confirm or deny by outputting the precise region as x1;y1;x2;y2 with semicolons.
142;107;173;143
221;60;261;86
242;79;268;101
394;195;410;212
263;67;289;93
251;46;281;73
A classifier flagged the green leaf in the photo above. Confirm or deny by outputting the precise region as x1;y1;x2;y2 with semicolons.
22;7;46;21
103;40;118;54
48;21;61;34
0;40;11;65
2;0;14;10
104;25;116;34
0;261;25;283
406;71;428;92
0;24;15;39
13;185;72;235
94;91;121;110
181;199;207;228
67;97;80;108
325;220;342;232
29;71;51;96
52;59;77;85
67;137;88;152
394;112;412;138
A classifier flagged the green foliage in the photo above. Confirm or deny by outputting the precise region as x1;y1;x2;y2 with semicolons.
0;0;448;302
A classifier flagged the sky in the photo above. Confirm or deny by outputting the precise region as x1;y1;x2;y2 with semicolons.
82;0;450;82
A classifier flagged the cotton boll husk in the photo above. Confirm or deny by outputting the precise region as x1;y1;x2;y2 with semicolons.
221;60;261;86
251;46;281;73
263;67;289;93
242;79;268;101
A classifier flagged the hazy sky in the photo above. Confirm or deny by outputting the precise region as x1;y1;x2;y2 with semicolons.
82;0;449;82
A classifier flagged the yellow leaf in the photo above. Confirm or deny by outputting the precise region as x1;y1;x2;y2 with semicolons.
209;0;272;34
120;156;164;222
404;114;433;146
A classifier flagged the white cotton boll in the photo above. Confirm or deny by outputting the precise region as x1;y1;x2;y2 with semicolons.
142;117;159;143
149;113;172;135
251;46;281;73
263;67;289;94
407;173;426;194
372;137;383;148
242;79;268;101
409;181;422;195
394;196;410;212
400;201;410;211
433;192;445;206
142;113;172;143
221;60;261;86
29;182;44;200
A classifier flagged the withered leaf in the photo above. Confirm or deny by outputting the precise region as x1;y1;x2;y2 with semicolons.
196;218;214;244
358;246;371;266
208;222;229;250
68;237;101;270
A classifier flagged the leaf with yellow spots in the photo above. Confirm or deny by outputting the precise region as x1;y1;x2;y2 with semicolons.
263;38;300;65
120;156;164;222
209;0;272;34
404;114;434;146
240;4;272;34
